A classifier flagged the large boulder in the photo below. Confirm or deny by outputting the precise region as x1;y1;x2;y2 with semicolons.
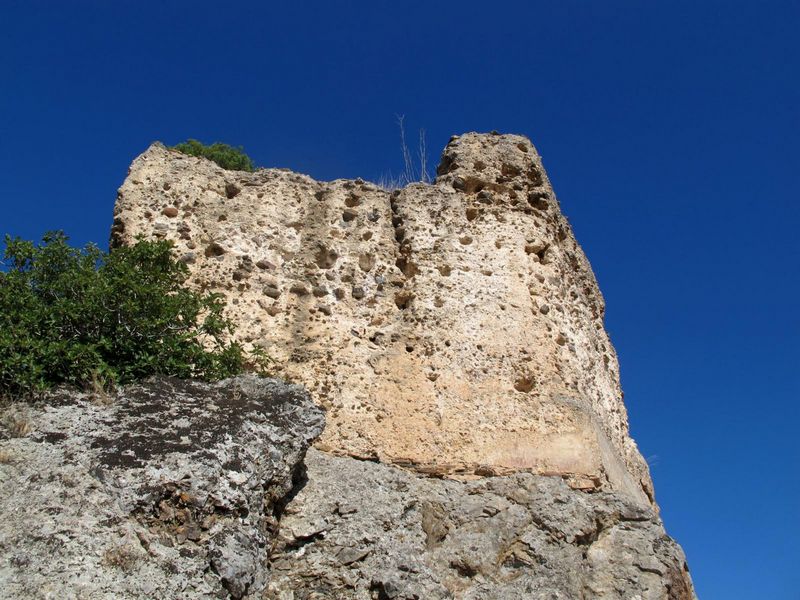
268;449;694;600
0;376;324;599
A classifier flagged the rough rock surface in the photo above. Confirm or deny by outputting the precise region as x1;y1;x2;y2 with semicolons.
0;376;324;599
268;449;694;600
111;133;652;506
0;134;695;598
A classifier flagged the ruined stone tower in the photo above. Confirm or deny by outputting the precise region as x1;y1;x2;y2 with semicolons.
113;132;653;506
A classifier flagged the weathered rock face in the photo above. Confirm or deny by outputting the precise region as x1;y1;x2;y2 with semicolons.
268;449;694;600
0;134;695;598
0;377;324;599
111;133;652;506
0;381;693;600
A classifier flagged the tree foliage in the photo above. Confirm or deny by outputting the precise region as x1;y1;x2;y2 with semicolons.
0;232;265;399
172;139;255;172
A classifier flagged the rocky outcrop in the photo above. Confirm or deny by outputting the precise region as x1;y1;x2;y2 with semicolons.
268;449;694;599
0;133;696;598
110;133;652;506
0;377;324;599
0;378;693;600
0;379;694;600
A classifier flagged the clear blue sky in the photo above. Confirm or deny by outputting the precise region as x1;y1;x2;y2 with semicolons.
1;1;798;597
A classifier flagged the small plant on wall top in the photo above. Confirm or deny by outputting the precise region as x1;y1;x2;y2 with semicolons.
172;139;256;172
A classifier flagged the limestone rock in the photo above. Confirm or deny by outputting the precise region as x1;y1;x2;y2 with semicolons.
0;133;696;598
0;376;324;599
267;449;694;599
111;133;652;506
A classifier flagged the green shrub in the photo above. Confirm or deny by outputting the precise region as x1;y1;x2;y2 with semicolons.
172;139;255;172
0;232;266;399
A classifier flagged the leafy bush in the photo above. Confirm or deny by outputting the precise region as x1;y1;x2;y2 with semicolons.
0;232;266;399
172;139;255;172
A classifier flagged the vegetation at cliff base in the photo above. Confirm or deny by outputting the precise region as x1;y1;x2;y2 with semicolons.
172;139;255;172
0;232;266;399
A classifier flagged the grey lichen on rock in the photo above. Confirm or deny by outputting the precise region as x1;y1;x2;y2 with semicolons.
0;376;324;599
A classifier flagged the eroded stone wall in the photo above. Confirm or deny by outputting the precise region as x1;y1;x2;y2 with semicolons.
111;133;653;506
